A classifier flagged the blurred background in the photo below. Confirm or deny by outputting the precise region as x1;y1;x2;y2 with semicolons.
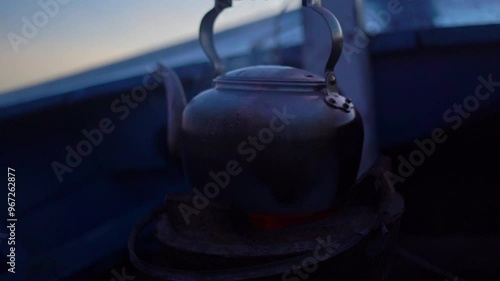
0;0;499;280
0;0;302;93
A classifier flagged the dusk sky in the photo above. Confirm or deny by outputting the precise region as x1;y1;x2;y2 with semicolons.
0;0;300;94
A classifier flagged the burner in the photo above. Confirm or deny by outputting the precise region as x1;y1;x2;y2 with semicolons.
128;160;404;281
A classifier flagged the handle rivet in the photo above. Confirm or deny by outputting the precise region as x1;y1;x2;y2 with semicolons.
328;75;336;85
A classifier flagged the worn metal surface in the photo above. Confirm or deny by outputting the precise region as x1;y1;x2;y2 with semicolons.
128;158;404;281
164;62;364;214
164;0;364;215
302;0;380;178
159;194;377;257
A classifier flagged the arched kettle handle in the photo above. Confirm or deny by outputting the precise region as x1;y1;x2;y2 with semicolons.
199;0;343;82
199;0;232;77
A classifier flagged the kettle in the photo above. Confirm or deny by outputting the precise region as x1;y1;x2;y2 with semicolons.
160;0;364;216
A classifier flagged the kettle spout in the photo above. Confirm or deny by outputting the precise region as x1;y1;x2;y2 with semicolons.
158;63;187;159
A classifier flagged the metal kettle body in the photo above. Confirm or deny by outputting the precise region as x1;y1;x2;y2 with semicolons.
162;0;364;215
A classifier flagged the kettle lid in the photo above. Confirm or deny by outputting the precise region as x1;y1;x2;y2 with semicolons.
214;65;325;88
